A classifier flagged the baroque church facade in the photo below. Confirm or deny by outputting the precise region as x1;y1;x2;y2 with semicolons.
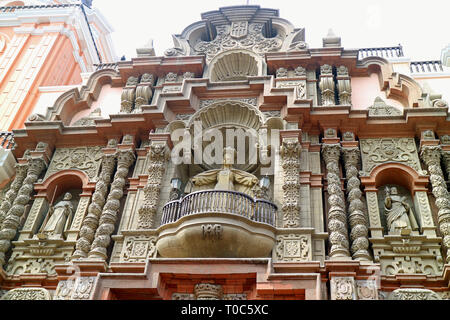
0;3;449;300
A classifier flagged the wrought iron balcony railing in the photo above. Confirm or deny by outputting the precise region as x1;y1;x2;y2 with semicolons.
358;45;404;60
410;61;444;73
162;190;277;227
0;132;14;149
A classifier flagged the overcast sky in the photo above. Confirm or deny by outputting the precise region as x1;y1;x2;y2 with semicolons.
93;0;449;62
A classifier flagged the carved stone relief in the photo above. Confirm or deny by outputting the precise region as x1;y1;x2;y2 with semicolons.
336;66;352;105
1;288;51;300
194;283;223;300
54;276;97;300
45;146;104;181
360;138;421;173
194;23;284;62
276;80;307;100
356;280;378;300
367;97;402;117
330;277;355;300
388;288;441;300
319;64;335;106
274;234;311;262
202;224;223;241
72;108;103;127
120;235;157;262
199;97;258;109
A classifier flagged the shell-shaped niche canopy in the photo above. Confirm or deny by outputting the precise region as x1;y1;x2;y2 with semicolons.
188;101;264;172
209;50;261;82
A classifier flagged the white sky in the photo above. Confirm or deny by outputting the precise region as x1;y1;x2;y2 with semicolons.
93;0;449;62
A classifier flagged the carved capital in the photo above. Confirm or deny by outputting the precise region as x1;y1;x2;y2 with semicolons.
420;145;442;166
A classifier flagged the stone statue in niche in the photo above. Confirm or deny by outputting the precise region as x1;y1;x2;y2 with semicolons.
191;147;259;197
37;193;75;240
384;186;419;235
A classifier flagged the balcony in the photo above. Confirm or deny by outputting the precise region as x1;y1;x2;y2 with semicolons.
156;190;277;258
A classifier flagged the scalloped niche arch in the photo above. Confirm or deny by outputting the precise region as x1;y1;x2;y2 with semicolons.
207;49;265;82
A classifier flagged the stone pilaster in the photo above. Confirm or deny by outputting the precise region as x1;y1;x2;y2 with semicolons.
120;76;138;113
0;163;28;226
342;147;371;261
319;64;335;106
280;134;301;228
138;141;169;229
420;145;450;262
72;151;117;260
322;144;350;259
134;73;154;113
88;149;135;260
0;156;46;265
336;66;352;106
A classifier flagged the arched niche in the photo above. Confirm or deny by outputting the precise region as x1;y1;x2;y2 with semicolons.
206;49;265;82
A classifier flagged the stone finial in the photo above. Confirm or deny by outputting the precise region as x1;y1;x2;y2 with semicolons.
323;29;341;48
136;39;156;57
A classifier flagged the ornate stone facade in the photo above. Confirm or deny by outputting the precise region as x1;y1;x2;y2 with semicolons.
0;4;449;302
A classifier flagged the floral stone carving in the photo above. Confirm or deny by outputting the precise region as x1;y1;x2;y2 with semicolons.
330;277;355;300
45;146;103;181
388;288;441;300
1;288;51;300
120;236;157;262
274;234;310;262
360;138;421;173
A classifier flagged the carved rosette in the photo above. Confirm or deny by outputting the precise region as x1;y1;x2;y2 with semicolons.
330;277;355;300
88;150;135;260
420;145;450;262
0;157;46;265
138;142;169;229
336;66;352;105
342;147;371;261
280;138;301;228
322;144;350;259
194;283;223;300
0;163;28;226
319;64;335;106
72;153;116;260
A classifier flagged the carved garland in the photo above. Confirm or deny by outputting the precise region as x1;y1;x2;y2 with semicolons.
89;150;135;259
138;143;169;229
72;153;117;259
343;147;371;261
322;144;350;259
280;138;301;228
420;146;450;262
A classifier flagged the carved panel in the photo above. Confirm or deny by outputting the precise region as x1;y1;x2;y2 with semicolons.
54;277;97;300
45;146;104;181
120;236;157;263
360;138;421;173
1;288;51;300
330;277;355;300
388;288;441;300
274;234;311;262
356;280;378;300
276;80;307;100
199;97;258;109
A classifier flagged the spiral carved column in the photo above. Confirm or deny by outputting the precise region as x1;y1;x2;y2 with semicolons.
72;153;117;260
88;149;135;260
0;163;28;226
342;147;371;261
322;144;350;259
420;145;450;262
0;157;46;266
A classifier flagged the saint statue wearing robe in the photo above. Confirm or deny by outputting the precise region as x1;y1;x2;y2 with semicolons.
191;147;259;196
38;193;74;239
384;187;419;235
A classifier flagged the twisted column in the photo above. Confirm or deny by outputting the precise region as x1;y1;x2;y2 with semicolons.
88;149;135;260
0;163;28;226
342;147;371;261
420;145;450;262
0;157;46;265
280;138;301;228
72;154;116;260
322;144;350;259
138;142;168;229
442;151;450;182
